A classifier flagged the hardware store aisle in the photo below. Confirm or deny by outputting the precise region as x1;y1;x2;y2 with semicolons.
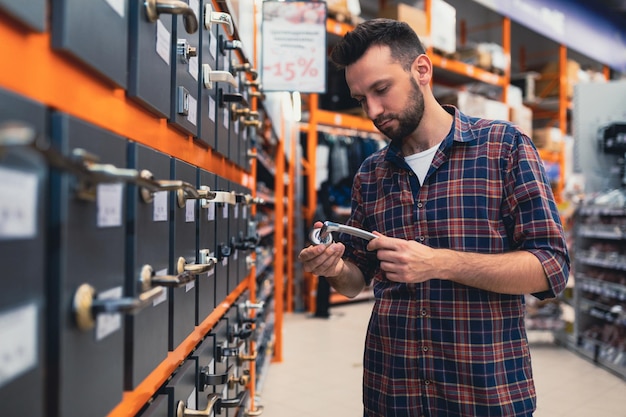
258;300;626;417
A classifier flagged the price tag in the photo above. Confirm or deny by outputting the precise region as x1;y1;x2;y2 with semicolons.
186;199;195;222
97;183;123;228
261;1;327;92
156;20;171;64
105;0;125;18
153;191;168;222
187;94;198;125
0;167;38;240
0;303;38;388
207;201;216;221
95;286;123;341
209;96;216;122
152;268;169;307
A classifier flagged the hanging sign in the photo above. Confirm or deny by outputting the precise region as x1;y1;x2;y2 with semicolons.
261;1;327;93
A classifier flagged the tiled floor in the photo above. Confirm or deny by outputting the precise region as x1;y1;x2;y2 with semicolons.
258;300;626;417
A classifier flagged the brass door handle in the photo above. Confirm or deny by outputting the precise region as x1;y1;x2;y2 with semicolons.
139;264;195;292
138;169;199;204
176;393;220;417
237;349;257;365
227;371;250;390
245;405;265;416
218;390;248;410
177;251;217;275
231;61;258;80
309;221;377;245
145;0;198;34
73;284;164;331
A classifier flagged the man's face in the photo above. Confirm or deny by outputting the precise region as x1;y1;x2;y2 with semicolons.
345;45;424;141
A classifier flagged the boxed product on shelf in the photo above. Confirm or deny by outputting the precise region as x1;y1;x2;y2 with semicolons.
377;3;428;40
535;59;581;99
415;0;456;55
532;126;562;150
511;105;533;136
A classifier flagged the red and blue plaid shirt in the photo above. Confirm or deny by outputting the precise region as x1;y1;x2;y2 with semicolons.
342;106;570;417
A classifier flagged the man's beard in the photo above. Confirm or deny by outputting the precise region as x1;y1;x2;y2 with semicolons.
374;77;425;142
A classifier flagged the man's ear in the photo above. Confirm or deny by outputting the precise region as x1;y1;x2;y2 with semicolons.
412;54;432;85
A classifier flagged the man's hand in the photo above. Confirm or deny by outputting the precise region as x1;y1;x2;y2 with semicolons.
367;231;437;284
298;222;346;278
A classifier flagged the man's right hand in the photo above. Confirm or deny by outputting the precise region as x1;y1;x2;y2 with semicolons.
298;222;347;278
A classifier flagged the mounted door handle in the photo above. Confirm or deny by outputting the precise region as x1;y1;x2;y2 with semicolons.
309;221;377;245
202;64;238;90
177;251;217;275
139;264;195;292
145;0;198;33
176;184;212;208
231;61;258;80
204;4;233;36
218;391;248;410
139;169;199;204
227;371;250;390
199;364;233;387
176;393;220;417
73;284;164;331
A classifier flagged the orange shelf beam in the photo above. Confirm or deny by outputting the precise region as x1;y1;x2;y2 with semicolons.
107;279;249;417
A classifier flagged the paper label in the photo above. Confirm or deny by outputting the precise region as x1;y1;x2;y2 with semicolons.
0;303;38;388
0;167;37;239
153;191;168;222
95;286;123;341
97;183;123;228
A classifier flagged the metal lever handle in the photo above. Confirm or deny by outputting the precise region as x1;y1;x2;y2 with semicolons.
145;0;199;34
219;391;248;409
199;364;233;387
204;4;233;36
220;92;249;108
73;284;164;331
229;322;254;342
220;38;242;54
231;61;258;80
245;406;264;416
139;169;200;204
177;184;214;208
309;221;377;245
177;393;220;417
237;349;257;365
139;264;195;292
216;344;239;361
177;252;217;275
230;104;259;122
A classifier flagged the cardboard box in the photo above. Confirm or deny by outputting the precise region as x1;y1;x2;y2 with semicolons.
535;59;581;99
532;127;562;150
429;0;456;55
511;105;533;136
378;3;428;40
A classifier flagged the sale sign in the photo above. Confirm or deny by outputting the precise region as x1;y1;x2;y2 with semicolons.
261;1;327;93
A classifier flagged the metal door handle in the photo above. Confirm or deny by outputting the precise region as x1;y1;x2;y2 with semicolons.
221;38;242;54
237;349;257;365
177;251;217;274
219;391;247;409
230;104;259;122
145;0;198;34
73;284;165;331
220;92;249;108
309;221;377;245
242;119;262;129
199;364;233;387
231;61;258;80
177;393;220;417
204;4;233;36
176;184;213;208
216;344;239;361
227;371;250;390
139;169;199;204
245;406;264;416
202;64;238;90
139;264;195;292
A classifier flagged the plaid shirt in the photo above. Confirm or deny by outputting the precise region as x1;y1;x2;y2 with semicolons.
342;106;570;417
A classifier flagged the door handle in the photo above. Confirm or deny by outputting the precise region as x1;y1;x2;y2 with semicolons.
231;61;258;80
73;284;164;331
241;119;262;129
227;371;250;390
218;390;248;410
309;221;377;245
202;64;238;90
139;169;199;204
177;251;217;275
176;184;212;208
139;264;195;292
230;104;259;122
220;37;242;54
204;4;233;36
176;393;220;417
199;364;233;387
145;0;198;34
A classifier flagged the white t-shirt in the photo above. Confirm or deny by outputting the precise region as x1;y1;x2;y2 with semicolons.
404;143;440;185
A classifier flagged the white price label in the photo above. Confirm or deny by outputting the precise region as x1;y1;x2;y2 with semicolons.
152;268;169;307
95;286;123;341
105;0;125;18
156;20;171;64
187;94;198;125
0;167;38;239
153;191;168;222
188;56;198;81
207;201;216;221
97;183;123;228
0;303;38;388
186;199;195;222
209;32;217;60
209;96;216;122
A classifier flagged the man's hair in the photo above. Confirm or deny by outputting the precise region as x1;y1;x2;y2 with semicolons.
329;18;426;71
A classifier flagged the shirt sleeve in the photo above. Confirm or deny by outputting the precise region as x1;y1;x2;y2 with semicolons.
503;130;570;300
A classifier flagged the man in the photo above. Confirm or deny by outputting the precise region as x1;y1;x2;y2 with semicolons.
298;19;569;417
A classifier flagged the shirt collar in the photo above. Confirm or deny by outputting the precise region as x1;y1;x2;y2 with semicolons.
384;105;477;167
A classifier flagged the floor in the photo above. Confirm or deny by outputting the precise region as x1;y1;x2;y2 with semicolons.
258;299;626;417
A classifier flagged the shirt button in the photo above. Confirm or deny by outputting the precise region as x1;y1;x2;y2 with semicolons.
422;346;429;352
424;380;431;385
418;236;425;242
417;201;423;208
421;309;428;316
